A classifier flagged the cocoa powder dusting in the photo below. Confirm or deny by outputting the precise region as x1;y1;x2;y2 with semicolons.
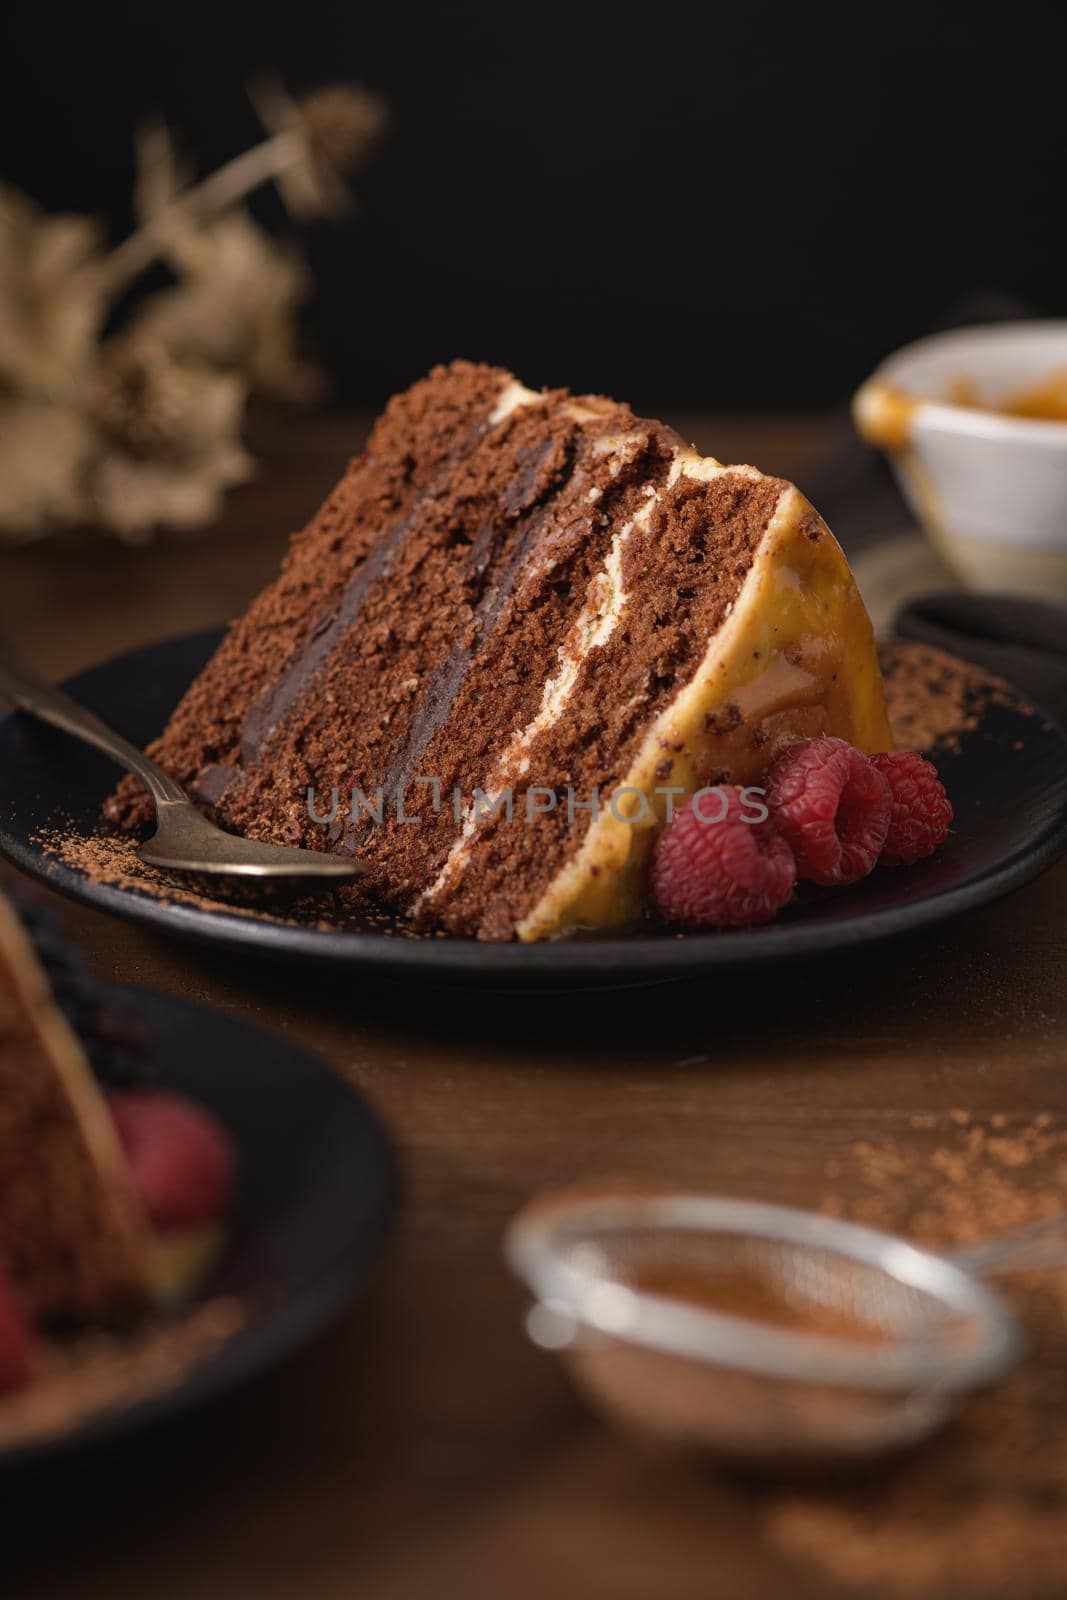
879;640;1025;755
764;1113;1067;1598
34;824;418;936
630;1259;890;1343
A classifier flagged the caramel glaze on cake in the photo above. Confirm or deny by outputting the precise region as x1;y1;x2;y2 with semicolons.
109;362;892;940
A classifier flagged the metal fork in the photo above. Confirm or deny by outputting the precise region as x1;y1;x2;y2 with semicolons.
0;639;364;882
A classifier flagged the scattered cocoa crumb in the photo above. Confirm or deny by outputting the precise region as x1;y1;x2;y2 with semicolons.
37;825;271;920
766;1113;1067;1598
879;640;1023;755
34;825;419;938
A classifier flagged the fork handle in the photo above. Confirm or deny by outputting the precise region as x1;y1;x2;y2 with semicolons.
0;637;189;810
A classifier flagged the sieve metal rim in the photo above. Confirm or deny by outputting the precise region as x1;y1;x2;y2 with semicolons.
505;1193;1022;1394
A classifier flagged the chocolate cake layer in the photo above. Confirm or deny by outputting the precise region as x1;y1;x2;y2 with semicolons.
110;363;893;939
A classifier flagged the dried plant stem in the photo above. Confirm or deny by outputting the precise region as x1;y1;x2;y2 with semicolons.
101;129;304;294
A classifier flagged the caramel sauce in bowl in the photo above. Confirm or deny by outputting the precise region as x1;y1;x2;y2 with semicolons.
853;322;1067;599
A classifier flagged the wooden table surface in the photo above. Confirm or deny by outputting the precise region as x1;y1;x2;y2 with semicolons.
2;414;1066;1600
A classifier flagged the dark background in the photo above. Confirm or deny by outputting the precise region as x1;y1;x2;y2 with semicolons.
1;0;1062;412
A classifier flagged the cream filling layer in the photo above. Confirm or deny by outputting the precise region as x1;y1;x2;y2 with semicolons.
513;484;797;940
415;477;659;917
489;379;542;425
416;436;767;919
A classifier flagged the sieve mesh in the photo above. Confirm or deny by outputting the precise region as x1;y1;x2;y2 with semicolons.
558;1225;982;1357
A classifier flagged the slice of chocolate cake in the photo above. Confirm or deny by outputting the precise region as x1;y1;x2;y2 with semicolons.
0;894;152;1320
0;891;238;1337
109;361;893;939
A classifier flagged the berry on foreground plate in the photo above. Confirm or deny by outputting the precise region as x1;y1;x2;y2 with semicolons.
649;787;796;930
764;736;892;888
110;1091;237;1232
0;1274;34;1395
870;750;954;866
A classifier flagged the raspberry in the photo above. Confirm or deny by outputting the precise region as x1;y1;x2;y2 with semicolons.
869;750;953;866
0;1272;34;1394
764;737;891;887
110;1091;237;1230
650;786;796;929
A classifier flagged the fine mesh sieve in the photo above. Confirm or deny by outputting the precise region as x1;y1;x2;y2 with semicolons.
503;1190;1061;1464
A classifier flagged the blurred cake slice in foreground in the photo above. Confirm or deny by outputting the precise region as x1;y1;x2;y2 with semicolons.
109;362;892;939
0;894;152;1321
0;892;237;1333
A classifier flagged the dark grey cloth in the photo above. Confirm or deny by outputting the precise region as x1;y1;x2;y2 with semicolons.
894;592;1067;726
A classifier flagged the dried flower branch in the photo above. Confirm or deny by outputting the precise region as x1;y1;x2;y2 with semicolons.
0;78;386;543
130;210;322;402
87;341;253;541
104;80;386;291
0;185;108;399
249;77;388;220
132;120;191;228
0;400;95;538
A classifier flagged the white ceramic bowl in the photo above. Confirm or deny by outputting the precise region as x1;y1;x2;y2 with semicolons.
853;322;1067;598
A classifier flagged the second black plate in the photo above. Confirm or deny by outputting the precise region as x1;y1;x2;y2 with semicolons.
0;984;396;1467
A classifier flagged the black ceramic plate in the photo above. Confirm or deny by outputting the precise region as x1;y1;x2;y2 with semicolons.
2;629;1067;987
0;985;396;1467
